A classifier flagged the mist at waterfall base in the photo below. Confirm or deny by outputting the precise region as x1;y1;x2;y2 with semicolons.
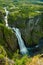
4;7;29;55
12;27;29;55
4;7;43;56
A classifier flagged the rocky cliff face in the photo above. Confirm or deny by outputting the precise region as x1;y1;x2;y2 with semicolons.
0;11;4;24
0;8;43;55
0;24;18;54
8;13;43;47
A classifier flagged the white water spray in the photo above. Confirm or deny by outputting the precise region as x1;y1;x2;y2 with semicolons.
4;7;40;55
4;7;9;27
12;27;28;55
4;7;28;55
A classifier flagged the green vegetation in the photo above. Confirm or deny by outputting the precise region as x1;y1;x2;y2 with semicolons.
0;0;43;65
0;24;17;59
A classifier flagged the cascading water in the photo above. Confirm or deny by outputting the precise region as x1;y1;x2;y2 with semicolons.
4;7;43;56
4;7;9;27
12;27;28;55
4;7;28;55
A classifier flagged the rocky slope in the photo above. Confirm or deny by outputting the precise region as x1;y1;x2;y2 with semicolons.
8;13;43;47
0;24;18;58
0;2;43;65
0;5;43;51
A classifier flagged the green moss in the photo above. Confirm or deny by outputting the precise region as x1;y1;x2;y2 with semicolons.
0;45;7;56
0;24;17;58
15;55;32;65
32;27;43;44
0;54;4;59
5;48;13;59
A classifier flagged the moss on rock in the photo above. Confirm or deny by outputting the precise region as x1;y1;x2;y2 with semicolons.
8;13;43;47
0;23;18;58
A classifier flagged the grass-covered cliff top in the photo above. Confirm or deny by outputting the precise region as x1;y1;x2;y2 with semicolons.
0;2;43;20
0;0;43;65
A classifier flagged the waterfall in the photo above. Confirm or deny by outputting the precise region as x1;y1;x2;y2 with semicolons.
4;7;28;55
12;27;28;55
4;7;42;56
4;7;9;27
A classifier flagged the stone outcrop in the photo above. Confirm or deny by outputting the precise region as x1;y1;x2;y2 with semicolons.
8;13;43;47
0;24;18;52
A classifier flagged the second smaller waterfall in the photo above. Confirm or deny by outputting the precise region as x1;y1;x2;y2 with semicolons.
4;7;28;55
4;7;9;27
13;27;28;55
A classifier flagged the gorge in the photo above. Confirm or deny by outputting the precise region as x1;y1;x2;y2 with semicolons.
4;7;43;56
4;7;29;55
0;0;43;65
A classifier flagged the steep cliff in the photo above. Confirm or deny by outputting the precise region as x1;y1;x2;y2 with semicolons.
8;13;43;47
0;24;18;58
